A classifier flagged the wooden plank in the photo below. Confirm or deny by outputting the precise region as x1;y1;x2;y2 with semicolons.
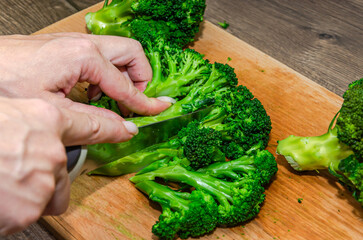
0;0;78;35
32;3;363;239
204;0;363;96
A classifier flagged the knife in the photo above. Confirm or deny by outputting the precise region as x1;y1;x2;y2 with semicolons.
66;106;212;181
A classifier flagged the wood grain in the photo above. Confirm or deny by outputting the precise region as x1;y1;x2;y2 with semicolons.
204;0;363;96
32;3;363;239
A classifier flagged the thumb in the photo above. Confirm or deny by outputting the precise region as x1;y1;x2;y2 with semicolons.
58;107;139;146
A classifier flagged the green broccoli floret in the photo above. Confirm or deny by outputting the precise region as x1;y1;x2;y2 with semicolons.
331;154;363;204
201;85;272;159
89;95;121;115
277;78;363;205
197;150;278;186
129;61;238;127
143;47;211;98
130;164;266;226
135;180;218;239
337;79;363;159
179;122;225;170
85;0;206;47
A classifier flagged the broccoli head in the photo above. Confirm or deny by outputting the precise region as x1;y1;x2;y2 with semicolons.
135;180;218;239
337;78;363;159
201;85;272;159
130;164;266;226
85;0;206;47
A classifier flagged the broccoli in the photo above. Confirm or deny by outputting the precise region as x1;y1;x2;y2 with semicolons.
91;47;237;126
89;121;226;175
89;94;121;115
130;164;267;226
200;85;272;159
218;21;230;29
89;82;273;176
197;149;278;186
135;180;218;239
143;46;211;98
129;61;238;127
85;0;206;47
277;78;363;205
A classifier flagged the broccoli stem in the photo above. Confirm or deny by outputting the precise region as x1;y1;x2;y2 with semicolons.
85;0;134;36
87;141;174;176
135;181;190;212
143;51;163;97
197;155;256;179
277;127;353;171
130;165;245;207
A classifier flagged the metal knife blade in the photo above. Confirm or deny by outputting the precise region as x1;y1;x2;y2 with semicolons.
71;106;213;176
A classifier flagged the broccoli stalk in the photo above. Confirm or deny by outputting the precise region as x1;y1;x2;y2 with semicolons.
135;180;218;239
197;150;278;186
277;78;363;205
85;0;206;47
89;121;226;175
130;164;266;226
276;115;353;171
88;141;175;176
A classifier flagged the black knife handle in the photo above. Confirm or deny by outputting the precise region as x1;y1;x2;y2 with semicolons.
66;145;82;172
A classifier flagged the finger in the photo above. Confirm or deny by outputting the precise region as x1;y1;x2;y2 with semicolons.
42;167;70;216
59;107;139;146
119;66;147;92
134;81;148;92
86;35;153;83
79;49;171;116
44;95;124;121
31;33;152;83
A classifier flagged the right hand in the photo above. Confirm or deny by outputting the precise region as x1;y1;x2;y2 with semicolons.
0;97;139;235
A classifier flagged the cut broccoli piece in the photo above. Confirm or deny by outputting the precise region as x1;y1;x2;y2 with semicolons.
135;180;218;239
85;0;206;47
131;164;266;226
277;78;363;205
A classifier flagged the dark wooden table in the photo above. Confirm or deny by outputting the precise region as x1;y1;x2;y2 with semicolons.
0;0;362;239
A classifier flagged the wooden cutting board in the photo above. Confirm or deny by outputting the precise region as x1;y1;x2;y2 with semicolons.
36;3;363;240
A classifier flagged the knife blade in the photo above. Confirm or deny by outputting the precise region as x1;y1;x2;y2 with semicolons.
66;106;212;181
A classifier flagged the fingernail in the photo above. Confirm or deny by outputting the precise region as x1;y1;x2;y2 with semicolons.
122;121;139;135
90;92;102;102
157;96;176;104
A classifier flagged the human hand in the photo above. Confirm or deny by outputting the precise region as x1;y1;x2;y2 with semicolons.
0;33;171;117
0;96;141;235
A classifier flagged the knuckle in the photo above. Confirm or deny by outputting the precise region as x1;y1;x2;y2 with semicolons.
88;114;102;138
49;141;67;165
42;176;56;194
30;99;63;123
128;38;143;53
72;38;98;56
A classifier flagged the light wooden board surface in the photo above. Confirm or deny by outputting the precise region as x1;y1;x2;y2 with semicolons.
31;3;363;240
